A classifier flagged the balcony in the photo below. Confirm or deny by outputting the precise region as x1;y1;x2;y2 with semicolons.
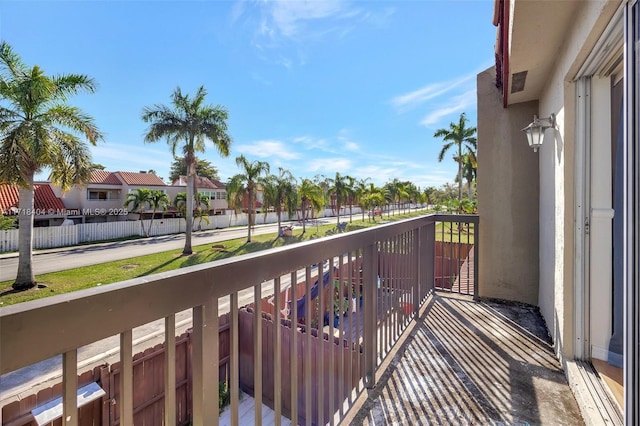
0;214;582;425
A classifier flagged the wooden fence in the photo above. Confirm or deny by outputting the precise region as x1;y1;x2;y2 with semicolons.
434;241;474;290
1;314;232;426
1;305;364;426
238;309;363;425
1;368;104;426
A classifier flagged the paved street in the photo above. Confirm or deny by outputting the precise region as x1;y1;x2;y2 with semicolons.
0;222;294;282
0;220;325;405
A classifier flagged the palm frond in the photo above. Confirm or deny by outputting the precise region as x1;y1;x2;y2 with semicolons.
51;74;98;101
0;41;28;80
44;104;103;144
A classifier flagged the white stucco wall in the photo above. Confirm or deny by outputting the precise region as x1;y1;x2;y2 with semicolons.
529;0;620;360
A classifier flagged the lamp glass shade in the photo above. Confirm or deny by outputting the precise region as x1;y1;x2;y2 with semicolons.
525;125;545;152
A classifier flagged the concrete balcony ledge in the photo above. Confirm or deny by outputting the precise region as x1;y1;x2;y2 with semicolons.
346;292;584;425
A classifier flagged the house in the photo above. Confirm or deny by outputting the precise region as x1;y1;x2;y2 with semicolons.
477;0;638;422
0;183;68;227
171;175;228;215
55;170;168;223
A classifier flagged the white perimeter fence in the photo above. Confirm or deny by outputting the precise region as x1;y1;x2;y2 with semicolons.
0;207;369;253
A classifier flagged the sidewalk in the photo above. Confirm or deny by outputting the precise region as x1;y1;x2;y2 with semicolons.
0;221;304;282
0;220;293;260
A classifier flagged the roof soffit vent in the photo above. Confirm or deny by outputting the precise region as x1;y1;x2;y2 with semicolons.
511;70;528;93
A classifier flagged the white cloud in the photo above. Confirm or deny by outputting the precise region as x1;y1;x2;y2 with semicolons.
91;143;172;172
292;135;331;152
390;73;475;113
292;132;360;154
419;89;477;127
230;0;248;25
343;162;453;189
352;164;401;184
402;171;452;189
306;157;352;173
337;129;359;152
344;141;359;151
270;0;347;37
233;0;388;68
236;140;301;160
360;7;395;28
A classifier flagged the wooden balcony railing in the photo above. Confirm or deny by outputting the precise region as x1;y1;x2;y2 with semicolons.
0;214;478;426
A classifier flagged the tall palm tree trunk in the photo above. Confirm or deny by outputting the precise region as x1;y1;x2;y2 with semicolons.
247;188;253;242
14;172;36;289
276;207;282;233
302;199;307;233
148;208;157;237
458;145;463;204
139;215;146;237
184;165;195;255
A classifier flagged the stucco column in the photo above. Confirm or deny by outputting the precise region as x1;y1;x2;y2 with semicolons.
477;67;540;305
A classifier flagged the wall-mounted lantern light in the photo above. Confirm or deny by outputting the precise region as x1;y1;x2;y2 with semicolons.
521;113;555;152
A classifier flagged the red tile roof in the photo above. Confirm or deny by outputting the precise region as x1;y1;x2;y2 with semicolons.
172;175;226;189
116;171;166;186
0;183;67;215
89;170;122;185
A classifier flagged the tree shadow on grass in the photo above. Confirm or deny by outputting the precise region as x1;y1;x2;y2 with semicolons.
0;287;22;298
281;234;306;244
229;239;278;255
347;223;368;231
185;236;311;267
137;255;185;277
0;283;47;299
179;250;235;267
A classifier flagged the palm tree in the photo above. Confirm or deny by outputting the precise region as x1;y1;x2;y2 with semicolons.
354;178;371;221
397;182;410;213
227;155;270;242
125;188;152;237
424;186;437;206
404;182;419;212
298;178;324;233
173;191;210;231
193;192;211;231
433;112;477;204
313;174;331;211
382;185;394;217
385;179;406;215
0;42;103;290
142;86;231;255
362;183;385;222
460;151;478;199
147;189;170;234
344;175;356;223
329;172;349;225
263;168;298;236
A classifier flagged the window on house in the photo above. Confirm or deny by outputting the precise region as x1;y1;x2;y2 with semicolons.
88;190;120;200
88;190;108;200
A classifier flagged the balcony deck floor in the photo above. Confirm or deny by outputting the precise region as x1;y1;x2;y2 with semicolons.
350;292;584;425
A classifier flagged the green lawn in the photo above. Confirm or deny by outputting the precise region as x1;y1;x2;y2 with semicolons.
0;211;474;306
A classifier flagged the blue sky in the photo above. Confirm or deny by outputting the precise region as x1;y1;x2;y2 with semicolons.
1;0;495;189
